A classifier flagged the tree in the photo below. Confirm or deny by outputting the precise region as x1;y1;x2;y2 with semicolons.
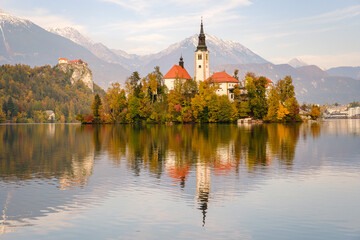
6;97;16;118
126;71;142;98
167;90;185;122
127;97;141;123
245;74;268;119
349;101;360;108
276;75;295;103
266;87;280;121
239;101;250;118
103;83;127;122
277;103;289;121
233;69;239;80
217;95;233;122
284;97;300;121
0;108;6;123
276;76;300;121
91;94;102;123
310;105;321;120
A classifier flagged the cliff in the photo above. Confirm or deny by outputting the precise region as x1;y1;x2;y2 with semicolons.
57;62;94;92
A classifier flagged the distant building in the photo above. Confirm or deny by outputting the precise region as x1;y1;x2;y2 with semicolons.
206;72;240;101
163;56;192;91
58;58;87;66
349;107;360;117
45;110;55;121
58;58;68;64
265;78;274;97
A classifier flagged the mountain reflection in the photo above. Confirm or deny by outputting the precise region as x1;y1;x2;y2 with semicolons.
1;122;333;230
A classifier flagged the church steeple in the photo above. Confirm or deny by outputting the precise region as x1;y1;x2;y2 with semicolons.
179;55;184;68
194;17;209;82
197;18;207;51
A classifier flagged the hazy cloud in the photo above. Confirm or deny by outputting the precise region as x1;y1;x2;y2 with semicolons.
12;8;87;32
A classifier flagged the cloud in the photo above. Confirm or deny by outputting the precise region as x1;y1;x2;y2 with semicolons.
11;8;87;33
295;5;360;25
101;0;151;13
105;0;250;35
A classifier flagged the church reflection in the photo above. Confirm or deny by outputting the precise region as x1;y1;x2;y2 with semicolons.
1;121;330;230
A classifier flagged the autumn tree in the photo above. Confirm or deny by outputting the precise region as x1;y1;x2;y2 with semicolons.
265;87;280;121
103;83;127;122
191;80;218;122
245;74;268;119
276;76;300;121
0;108;6;123
310;105;321;120
91;94;102;123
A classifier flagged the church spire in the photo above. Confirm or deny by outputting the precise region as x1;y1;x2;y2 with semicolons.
197;17;207;51
179;55;184;68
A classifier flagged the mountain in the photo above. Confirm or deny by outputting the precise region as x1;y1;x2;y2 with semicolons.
213;63;360;104
288;58;308;68
47;27;137;70
0;10;131;89
1;11;359;104
137;34;268;76
48;27;268;77
326;66;360;80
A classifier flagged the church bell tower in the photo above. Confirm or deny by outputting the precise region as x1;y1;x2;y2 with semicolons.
195;18;210;82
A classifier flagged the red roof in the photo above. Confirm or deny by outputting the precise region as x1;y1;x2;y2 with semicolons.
207;72;240;83
163;65;192;80
59;58;68;61
265;78;273;88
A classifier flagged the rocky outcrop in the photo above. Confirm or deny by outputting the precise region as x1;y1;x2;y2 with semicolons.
57;62;93;92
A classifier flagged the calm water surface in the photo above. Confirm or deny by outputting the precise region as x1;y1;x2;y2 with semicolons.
0;120;360;240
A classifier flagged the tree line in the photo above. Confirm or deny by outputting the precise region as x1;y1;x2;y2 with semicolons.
0;64;104;123
0;64;320;124
80;67;309;124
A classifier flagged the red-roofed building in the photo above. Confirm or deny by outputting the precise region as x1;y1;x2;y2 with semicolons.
206;72;240;101
58;58;68;64
163;56;192;91
265;78;274;96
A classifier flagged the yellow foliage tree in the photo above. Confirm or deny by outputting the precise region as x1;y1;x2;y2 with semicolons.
277;103;289;121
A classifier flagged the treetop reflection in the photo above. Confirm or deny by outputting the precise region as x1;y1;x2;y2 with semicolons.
0;122;325;227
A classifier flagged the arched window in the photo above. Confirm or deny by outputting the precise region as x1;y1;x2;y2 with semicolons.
198;54;202;60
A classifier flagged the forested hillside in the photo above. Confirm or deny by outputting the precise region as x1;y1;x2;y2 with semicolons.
0;64;104;123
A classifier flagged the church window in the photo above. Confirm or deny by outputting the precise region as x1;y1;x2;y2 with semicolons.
199;65;201;68
198;54;202;60
206;54;208;60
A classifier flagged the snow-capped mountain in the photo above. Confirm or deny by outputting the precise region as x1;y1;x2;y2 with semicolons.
47;27;94;49
46;27;267;76
0;10;130;88
47;26;140;70
288;58;308;68
0;9;30;26
137;34;268;76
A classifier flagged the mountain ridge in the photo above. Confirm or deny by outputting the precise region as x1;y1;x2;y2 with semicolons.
0;11;359;104
0;11;131;88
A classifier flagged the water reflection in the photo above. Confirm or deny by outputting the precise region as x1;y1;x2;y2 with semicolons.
0;120;359;238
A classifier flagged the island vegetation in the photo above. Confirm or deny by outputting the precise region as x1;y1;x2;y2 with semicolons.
78;67;303;124
0;64;104;123
0;64;321;124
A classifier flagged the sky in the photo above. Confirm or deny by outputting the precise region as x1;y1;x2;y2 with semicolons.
1;0;360;69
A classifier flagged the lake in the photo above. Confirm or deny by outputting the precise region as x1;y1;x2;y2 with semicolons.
0;120;360;239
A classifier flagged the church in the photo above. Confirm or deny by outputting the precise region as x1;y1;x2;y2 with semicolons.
163;20;241;101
